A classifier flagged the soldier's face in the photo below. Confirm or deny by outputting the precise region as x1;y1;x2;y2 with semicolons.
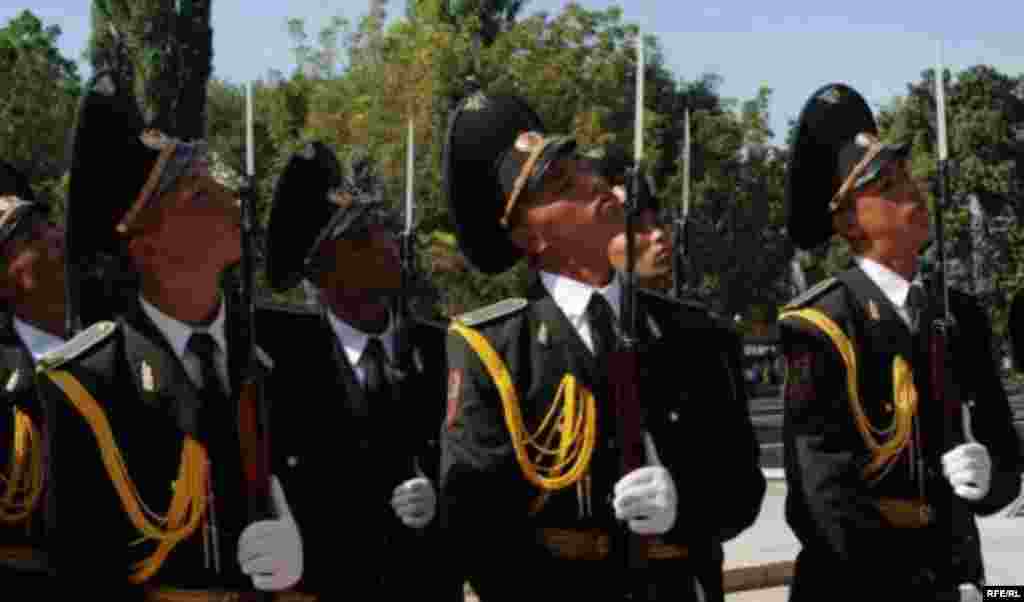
516;159;626;265
849;159;930;254
0;216;65;301
607;200;671;277
146;162;243;272
315;223;402;296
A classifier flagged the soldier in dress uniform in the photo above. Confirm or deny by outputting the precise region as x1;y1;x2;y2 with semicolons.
34;70;304;601
439;91;765;601
0;160;68;587
257;141;456;600
777;83;1024;601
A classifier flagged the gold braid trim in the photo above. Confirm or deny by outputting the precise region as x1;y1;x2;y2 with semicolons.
450;323;597;496
779;308;918;481
43;370;209;583
828;132;884;212
0;409;44;524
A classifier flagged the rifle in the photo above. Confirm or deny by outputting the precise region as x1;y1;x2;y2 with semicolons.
237;82;274;526
607;30;653;600
395;115;422;478
671;107;691;300
929;43;967;511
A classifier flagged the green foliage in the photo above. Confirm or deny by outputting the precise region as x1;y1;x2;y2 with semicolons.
0;10;82;213
88;0;213;138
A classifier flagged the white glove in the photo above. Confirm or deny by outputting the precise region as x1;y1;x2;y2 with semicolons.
959;583;983;602
237;476;303;591
942;441;992;501
612;433;677;535
391;477;436;529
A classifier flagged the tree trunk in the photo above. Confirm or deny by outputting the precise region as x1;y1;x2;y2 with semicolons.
88;0;214;138
175;0;214;140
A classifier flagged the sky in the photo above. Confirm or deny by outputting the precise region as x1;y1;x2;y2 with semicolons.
4;0;1024;145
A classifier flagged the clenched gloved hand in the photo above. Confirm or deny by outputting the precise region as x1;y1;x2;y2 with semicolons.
612;433;677;535
237;476;303;591
392;477;436;529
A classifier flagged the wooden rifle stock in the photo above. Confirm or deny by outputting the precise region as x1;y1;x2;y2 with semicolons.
606;164;653;600
238;174;274;524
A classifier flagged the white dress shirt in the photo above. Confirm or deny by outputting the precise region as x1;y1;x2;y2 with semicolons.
325;309;396;388
12;317;66;363
539;270;622;354
139;295;230;394
854;256;920;329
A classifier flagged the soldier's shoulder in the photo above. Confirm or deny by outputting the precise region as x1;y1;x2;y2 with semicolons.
453;297;529;330
256;300;320;319
37;320;119;372
780;276;843;312
638;288;710;314
638;288;723;332
410;314;451;333
255;301;321;333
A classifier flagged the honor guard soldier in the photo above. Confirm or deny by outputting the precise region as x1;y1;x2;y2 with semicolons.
258;142;455;600
439;91;765;601
778;83;1024;601
35;70;305;601
0;160;72;587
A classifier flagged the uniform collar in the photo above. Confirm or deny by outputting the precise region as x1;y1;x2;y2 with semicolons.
139;293;228;363
325;307;395;368
11;317;66;362
540;269;622;323
854;255;917;309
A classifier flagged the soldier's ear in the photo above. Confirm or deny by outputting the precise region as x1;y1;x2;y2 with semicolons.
125;234;158;270
0;269;18;301
509;224;548;258
832;203;862;242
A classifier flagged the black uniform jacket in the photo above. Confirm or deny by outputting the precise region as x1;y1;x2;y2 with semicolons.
255;302;456;600
778;265;1023;601
440;275;765;602
0;315;53;585
38;291;272;600
1;279;109;587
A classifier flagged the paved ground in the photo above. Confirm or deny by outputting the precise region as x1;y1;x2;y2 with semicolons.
723;474;1024;601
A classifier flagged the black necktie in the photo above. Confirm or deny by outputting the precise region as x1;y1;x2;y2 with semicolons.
906;283;929;333
586;293;618;360
186;331;240;575
188;331;226;405
360;336;391;403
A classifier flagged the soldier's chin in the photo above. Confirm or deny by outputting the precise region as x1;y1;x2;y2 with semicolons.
610;252;669;277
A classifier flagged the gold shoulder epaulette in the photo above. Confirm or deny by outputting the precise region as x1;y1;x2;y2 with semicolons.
456;297;528;328
36;321;117;372
781;277;840;311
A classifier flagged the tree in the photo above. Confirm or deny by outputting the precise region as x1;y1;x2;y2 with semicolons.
0;10;82;213
89;0;215;139
875;65;1024;338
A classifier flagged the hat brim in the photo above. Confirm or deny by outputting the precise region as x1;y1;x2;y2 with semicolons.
66;70;160;263
265;142;341;292
443;93;546;275
849;142;912;193
785;83;878;250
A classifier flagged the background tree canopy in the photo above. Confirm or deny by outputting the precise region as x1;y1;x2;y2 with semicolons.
5;4;1024;349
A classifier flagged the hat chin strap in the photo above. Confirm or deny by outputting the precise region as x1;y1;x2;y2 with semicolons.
829;133;884;212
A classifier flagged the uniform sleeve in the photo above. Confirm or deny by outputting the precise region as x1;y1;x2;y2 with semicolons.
38;370;144;601
954;299;1024;515
661;327;765;546
439;330;535;602
780;325;908;578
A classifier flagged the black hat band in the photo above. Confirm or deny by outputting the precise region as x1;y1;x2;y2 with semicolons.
117;130;209;233
0;196;45;251
498;133;576;226
829;132;886;211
